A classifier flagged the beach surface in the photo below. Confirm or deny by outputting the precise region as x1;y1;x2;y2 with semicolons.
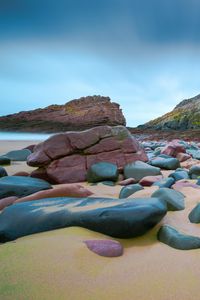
1;140;200;300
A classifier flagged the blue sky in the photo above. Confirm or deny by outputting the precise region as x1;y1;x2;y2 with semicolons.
1;0;200;126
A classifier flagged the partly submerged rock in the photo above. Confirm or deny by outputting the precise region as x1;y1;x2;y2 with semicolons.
124;161;161;182
0;176;52;199
157;225;200;250
0;156;11;165
119;184;144;198
0;197;167;242
87;162;118;183
151;188;185;211
84;239;123;257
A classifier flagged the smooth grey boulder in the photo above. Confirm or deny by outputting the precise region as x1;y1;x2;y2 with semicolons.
0;176;52;199
124;161;161;182
151;188;185;211
87;162;118;183
0;167;8;178
0;196;167;242
188;203;200;223
119;184;144;198
4;149;32;161
150;158;180;170
169;170;189;181
189;165;200;179
157;225;200;250
153;177;175;188
0;156;11;165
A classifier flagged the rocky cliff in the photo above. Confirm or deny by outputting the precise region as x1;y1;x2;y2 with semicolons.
0;96;126;133
139;94;200;130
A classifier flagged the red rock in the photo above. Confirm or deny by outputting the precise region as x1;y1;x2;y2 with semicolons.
161;140;186;157
118;178;136;186
139;175;163;186
84;239;123;257
14;184;93;204
23;144;36;152
176;152;191;162
13;171;30;177
28;126;147;184
0;196;18;210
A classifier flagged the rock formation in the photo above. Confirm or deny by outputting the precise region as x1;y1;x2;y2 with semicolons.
139;93;200;130
0;95;126;133
27;125;148;183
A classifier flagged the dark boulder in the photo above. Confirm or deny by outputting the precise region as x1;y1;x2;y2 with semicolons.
124;161;161;182
87;162;118;183
0;167;8;178
0;156;11;165
151;188;185;211
188;203;200;223
0;196;167;242
119;184;144;198
0;176;52;199
157;225;200;250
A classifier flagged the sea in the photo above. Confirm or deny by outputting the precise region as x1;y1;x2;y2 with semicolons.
0;132;52;140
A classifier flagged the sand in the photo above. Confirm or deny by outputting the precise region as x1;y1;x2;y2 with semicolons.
1;140;200;300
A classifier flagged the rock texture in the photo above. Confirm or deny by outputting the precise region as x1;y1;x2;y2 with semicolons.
27;126;148;183
0;196;167;242
0;96;126;133
139;94;200;130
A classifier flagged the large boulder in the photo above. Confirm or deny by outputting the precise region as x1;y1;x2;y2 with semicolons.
160;140;186;157
150;157;180;170
124;161;161;182
0;197;167;242
151;188;185;211
0;176;52;199
27;126;148;183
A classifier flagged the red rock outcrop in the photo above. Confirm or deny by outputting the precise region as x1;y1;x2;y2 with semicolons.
0;96;126;133
27;126;148;183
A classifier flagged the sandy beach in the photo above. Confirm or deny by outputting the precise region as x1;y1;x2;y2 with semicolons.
0;140;200;300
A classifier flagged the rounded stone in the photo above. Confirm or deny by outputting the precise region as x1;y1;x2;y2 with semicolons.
151;188;185;211
87;162;119;183
0;156;11;165
150;158;180;170
0;167;8;178
188;203;200;223
119;184;144;198
84;239;123;257
124;161;161;182
4;149;32;161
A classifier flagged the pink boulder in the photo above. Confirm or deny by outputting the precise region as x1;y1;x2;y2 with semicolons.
118;178;136;186
176;152;191;162
161;140;186;157
139;175;163;186
27;126;147;184
84;239;123;257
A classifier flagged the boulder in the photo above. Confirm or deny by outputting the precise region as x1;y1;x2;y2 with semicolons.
0;176;52;199
119;184;144;198
157;225;200;250
84;240;123;257
169;170;189;181
176;153;191;162
188;203;200;223
139;175;163;186
0;197;167;242
150;157;180;170
4;149;32;161
27;126;147;183
188;165;200;179
124;161;161;182
0;156;11;165
118;178;136;186
151;188;185;211
153;177;175;188
0;167;8;178
87;162;118;183
160;140;186;157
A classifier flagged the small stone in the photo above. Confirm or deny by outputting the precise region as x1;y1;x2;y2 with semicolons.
124;161;161;182
118;178;136;186
189;165;200;179
87;162;119;183
188;203;200;223
150;157;180;170
4;149;32;161
119;184;144;198
0;167;8;178
169;170;189;181
157;225;200;250
151;188;185;211
84;239;123;257
153;177;175;188
139;175;163;186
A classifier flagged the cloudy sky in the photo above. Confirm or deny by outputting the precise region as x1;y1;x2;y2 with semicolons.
1;0;200;126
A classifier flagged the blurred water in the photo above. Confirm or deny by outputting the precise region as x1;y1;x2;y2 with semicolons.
0;132;52;140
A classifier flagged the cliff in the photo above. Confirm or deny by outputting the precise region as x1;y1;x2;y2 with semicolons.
0;96;126;133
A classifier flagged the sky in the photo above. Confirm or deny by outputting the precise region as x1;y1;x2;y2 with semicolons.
1;0;200;126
